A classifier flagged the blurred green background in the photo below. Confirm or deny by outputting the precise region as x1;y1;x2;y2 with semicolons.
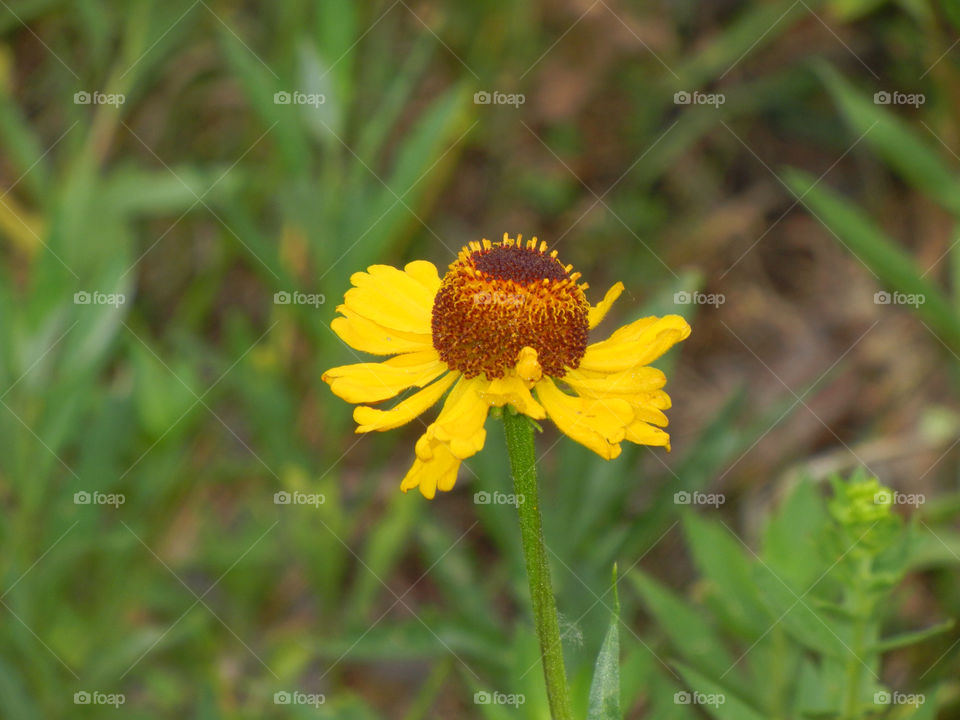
1;0;960;717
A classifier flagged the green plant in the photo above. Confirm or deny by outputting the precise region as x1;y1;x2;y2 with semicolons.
631;471;956;719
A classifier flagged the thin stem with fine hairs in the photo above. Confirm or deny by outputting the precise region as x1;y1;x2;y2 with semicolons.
502;410;573;720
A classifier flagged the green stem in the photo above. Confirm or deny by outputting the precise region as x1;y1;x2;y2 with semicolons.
502;411;573;720
842;558;872;720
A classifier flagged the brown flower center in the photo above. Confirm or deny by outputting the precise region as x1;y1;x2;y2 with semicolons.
431;236;589;379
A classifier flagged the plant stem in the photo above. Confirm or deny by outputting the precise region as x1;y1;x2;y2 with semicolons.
502;411;573;720
843;558;872;720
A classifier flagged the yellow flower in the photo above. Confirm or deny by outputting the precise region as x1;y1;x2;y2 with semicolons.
323;234;691;498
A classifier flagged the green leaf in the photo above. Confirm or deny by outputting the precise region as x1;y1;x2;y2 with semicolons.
674;663;767;720
314;0;356;114
587;564;620;720
629;570;737;680
345;490;420;621
762;478;829;588
219;28;310;176
870;619;955;652
752;565;852;659
944;0;960;30
682;513;770;636
351;85;470;271
782;169;960;351
818;64;960;217
296;40;341;143
101;166;241;216
0;657;36;719
905;527;960;569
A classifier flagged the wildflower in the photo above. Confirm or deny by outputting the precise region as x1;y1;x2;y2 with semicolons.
323;234;690;498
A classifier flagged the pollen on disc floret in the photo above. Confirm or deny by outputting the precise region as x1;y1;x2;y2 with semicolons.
431;234;590;379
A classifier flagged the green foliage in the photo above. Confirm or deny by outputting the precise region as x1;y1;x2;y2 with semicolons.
0;0;959;718
586;565;620;720
631;473;956;720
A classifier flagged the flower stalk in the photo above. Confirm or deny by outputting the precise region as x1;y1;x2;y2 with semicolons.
502;410;573;720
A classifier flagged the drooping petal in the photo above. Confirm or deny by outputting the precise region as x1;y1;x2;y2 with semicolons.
579;315;691;373
400;377;491;498
564;366;667;396
322;349;447;403
332;306;432;356
626;403;670;428
479;375;547;419
624;420;671;449
429;377;490;459
353;371;459;432
645;390;672;410
535;376;633;460
400;439;461;499
588;281;625;329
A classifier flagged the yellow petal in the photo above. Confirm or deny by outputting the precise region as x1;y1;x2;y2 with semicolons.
322;349;446;403
429;377;490;459
564;366;667;396
625;420;671;449
646;390;672;410
342;262;438;334
479;375;547;419
331;306;432;355
353;371;459;432
605;316;659;343
351;264;437;308
403;260;442;292
535;377;633;460
627;403;669;427
588;281;625;329
580;315;691;373
400;439;460;499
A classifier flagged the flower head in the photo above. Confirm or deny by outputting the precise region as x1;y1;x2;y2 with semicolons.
323;234;691;498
